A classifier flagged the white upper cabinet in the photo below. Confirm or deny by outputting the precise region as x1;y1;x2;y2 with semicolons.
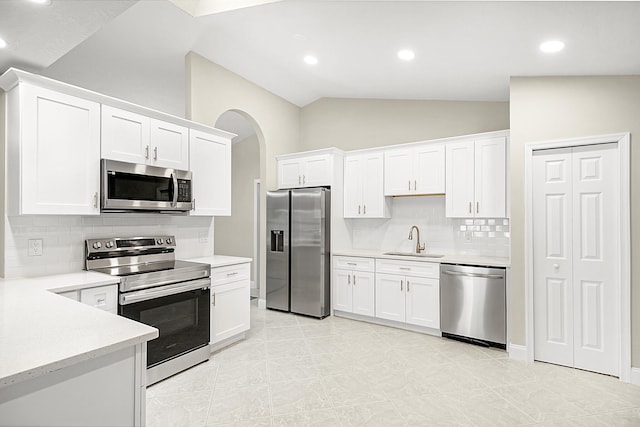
344;152;389;218
446;136;506;218
5;83;101;215
278;154;333;189
384;144;445;196
189;129;232;216
102;105;189;170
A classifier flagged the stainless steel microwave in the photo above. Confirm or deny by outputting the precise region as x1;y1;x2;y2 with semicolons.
101;159;193;212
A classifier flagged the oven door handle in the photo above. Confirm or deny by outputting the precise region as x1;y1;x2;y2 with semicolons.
120;278;210;305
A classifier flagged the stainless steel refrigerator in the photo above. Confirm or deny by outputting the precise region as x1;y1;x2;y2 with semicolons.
266;188;330;318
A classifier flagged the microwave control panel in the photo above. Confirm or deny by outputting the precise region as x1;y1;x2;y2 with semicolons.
177;179;192;202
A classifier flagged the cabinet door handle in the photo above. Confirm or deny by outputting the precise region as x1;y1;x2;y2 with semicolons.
358;205;361;215
414;180;417;191
407;281;410;292
93;192;98;208
408;180;411;191
303;175;306;185
192;198;196;211
353;275;356;285
153;146;158;160
363;205;366;215
476;201;479;214
347;262;357;266
399;267;411;271
145;145;149;159
469;202;472;214
298;175;301;185
226;271;238;277
212;293;216;306
348;274;351;285
400;280;403;291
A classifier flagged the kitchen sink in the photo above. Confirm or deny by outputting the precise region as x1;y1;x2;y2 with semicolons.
383;251;445;258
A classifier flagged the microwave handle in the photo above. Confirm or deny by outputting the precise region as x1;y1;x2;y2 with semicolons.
171;171;178;207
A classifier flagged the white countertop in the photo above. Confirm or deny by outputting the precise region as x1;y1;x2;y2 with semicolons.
186;254;252;268
0;272;158;389
333;249;510;268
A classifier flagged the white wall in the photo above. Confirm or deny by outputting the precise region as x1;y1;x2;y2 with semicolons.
214;135;260;280
3;214;213;279
347;196;509;258
300;97;509;152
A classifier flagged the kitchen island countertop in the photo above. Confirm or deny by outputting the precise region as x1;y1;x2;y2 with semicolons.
0;272;158;389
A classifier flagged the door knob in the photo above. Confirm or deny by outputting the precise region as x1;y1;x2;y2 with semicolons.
553;264;559;272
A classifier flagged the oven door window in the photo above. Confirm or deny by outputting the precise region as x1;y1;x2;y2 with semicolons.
108;172;172;202
120;288;210;368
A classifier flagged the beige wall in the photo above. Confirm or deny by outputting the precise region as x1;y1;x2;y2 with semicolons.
186;52;300;302
510;76;640;366
300;98;509;151
214;135;260;279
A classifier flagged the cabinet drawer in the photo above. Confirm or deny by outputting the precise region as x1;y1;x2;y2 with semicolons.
334;256;375;272
376;259;439;278
80;284;118;314
212;263;250;286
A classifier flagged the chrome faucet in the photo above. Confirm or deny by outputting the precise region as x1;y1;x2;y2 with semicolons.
408;225;425;254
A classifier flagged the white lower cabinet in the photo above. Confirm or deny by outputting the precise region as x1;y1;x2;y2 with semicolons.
56;284;118;314
333;256;375;316
374;259;440;329
210;263;250;345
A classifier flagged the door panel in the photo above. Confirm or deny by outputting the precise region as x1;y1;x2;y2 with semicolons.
405;276;439;329
333;269;352;312
533;148;573;367
343;156;363;217
533;144;618;377
375;273;405;322
266;191;290;311
474;137;506;217
572;144;618;376
445;141;474;217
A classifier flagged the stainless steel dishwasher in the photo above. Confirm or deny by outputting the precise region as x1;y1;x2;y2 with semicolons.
440;264;506;348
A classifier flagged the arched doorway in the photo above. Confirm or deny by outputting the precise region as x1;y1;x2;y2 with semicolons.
214;110;264;301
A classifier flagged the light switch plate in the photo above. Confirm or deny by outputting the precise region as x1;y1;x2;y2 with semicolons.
28;239;43;256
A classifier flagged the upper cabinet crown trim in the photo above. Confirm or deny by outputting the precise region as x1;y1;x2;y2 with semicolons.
275;147;344;161
0;68;236;139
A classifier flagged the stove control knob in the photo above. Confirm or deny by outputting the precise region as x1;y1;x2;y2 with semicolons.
105;241;114;249
93;242;102;250
166;238;172;244
157;238;164;245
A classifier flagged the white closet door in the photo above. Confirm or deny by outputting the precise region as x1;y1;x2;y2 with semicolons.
571;144;618;376
533;144;618;377
533;148;574;368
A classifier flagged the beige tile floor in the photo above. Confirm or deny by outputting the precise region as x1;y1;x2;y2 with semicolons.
146;302;640;426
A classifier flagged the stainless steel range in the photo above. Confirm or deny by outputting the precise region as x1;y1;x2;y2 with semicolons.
85;236;211;385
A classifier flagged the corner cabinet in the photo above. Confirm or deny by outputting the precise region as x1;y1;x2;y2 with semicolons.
343;152;389;218
210;263;250;346
375;259;440;329
333;256;375;316
4;83;101;215
445;136;506;218
101;105;189;170
384;143;445;196
189;129;232;216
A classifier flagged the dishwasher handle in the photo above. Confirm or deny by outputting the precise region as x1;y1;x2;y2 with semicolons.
441;269;504;280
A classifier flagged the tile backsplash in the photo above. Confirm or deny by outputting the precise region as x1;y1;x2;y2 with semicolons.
3;214;214;278
348;196;510;258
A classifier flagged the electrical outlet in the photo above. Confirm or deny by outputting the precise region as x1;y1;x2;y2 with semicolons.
198;232;209;243
28;239;43;256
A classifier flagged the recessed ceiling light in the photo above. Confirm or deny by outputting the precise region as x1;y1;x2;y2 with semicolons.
304;55;318;65
30;0;52;4
397;49;415;61
539;40;565;53
0;37;6;49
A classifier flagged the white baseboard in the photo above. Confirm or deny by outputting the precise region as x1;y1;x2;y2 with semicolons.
508;343;529;362
631;367;640;386
258;298;266;309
